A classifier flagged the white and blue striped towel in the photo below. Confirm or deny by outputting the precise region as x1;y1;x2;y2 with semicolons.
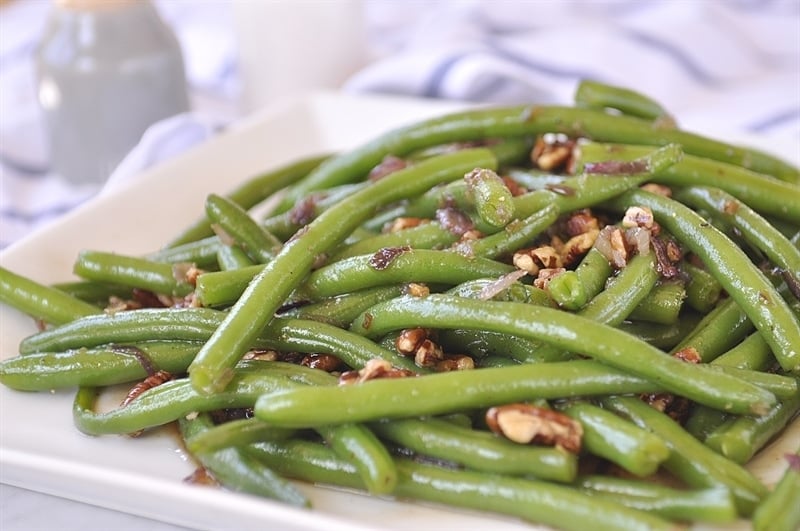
1;0;798;249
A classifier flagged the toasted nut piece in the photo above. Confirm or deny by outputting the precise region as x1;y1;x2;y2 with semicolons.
396;328;429;356
301;353;345;372
531;135;576;172
641;348;700;423
565;209;600;237
485;403;583;452
513;246;562;275
561;229;599;266
338;359;416;385
405;283;430;297
640;183;672;197
242;349;279;361
673;346;701;364
622;206;655;229
501;175;527;197
121;370;173;407
435;354;475;372
385;217;427;233
369;155;408;181
415;339;444;367
459;229;483;242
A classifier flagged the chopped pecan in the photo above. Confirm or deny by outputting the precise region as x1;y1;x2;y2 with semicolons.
560;229;599;267
485;403;583;453
435;354;475;372
301;353;345;372
414;339;444;368
396;328;429;356
531;135;576;172
641;348;700;423
639;183;673;197
565;209;600;237
385;217;427;233
338;359;416;385
501;175;528;197
404;283;430;297
513;245;563;275
621;206;655;229
120;370;173;408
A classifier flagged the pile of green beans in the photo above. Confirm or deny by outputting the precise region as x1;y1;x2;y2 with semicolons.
1;80;798;531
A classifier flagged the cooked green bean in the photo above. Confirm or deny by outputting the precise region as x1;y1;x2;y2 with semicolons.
204;194;282;263
347;294;774;414
558;401;670;477
0;341;201;391
608;189;800;373
627;280;685;325
73;250;194;297
579;142;800;219
189;148;498;394
0;266;101;325
681;261;722;313
675;186;800;289
601;396;767;515
185;417;296;454
74;361;322;435
371;416;577;482
251;439;676;531
577;476;737;523
574;80;676;125
464;167;515;228
704;393;800;464
179;412;309;506
215;244;255;271
299;249;515;300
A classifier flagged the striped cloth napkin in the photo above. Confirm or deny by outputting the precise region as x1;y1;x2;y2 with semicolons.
2;0;798;249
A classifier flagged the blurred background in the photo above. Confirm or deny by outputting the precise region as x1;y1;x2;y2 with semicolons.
1;0;799;248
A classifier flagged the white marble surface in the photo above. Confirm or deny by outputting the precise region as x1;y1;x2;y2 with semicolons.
0;484;193;531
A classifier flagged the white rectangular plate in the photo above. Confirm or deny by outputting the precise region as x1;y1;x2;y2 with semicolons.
1;93;798;531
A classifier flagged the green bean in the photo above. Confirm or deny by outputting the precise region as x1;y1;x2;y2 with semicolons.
188;148;498;394
574;79;676;125
704;393;800;464
0;266;101;325
627;280;686;325
347;294;776;414
215;244;255;271
168;154;329;247
752;450;800;531
608;189;800;373
251;439;676;531
464;167;515;228
476;355;520;367
19;310;420;372
574;248;614;303
179;412;309;507
73;251;194;297
194;265;261;308
670;297;753;362
681;261;722;313
147;236;221;268
580;142;800;219
546;271;588;311
708;366;797;399
184;417;296;454
456;203;559;260
277;104;797;215
329;223;458;262
280;285;405;328
675;186;800;289
20;307;227;354
601;396;767;516
204;194;282;263
371;417;577;482
315;423;397;494
447;277;554;306
615;315;702;350
255;357;747;428
74;361;325;435
299;249;515;300
50;280;134;306
0;341;201;391
557;401;670;477
577;476;737;523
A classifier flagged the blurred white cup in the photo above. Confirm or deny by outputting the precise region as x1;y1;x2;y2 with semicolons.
233;0;368;113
